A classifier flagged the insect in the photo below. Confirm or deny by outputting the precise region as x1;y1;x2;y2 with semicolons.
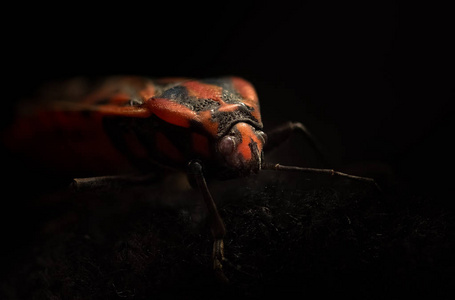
3;76;378;282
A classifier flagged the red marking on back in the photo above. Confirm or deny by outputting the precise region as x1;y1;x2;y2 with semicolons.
95;105;152;118
231;77;262;123
218;103;243;113
183;81;224;102
231;77;258;102
110;93;131;105
199;110;218;136
147;98;197;128
139;83;156;100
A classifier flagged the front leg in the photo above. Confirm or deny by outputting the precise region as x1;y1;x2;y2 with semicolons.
187;160;228;282
263;122;380;191
265;121;329;166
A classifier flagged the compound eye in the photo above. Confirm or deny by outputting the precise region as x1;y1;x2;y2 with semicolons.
218;136;236;155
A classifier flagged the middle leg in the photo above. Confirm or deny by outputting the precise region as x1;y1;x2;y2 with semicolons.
187;160;228;282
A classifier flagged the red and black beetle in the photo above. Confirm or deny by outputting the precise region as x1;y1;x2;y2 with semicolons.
3;76;377;281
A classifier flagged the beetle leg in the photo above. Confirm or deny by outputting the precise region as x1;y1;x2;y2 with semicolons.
262;163;381;191
187;160;228;282
70;173;158;192
265;121;329;166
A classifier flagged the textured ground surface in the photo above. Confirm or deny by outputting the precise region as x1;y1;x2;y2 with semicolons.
1;164;453;299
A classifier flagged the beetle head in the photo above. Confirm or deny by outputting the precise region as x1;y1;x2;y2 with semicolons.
216;122;266;178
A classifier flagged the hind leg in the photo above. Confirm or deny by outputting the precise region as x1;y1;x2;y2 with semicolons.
70;173;159;192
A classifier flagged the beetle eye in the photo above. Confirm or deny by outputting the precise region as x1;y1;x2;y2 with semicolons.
218;136;235;155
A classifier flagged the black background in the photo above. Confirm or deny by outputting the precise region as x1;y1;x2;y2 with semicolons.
3;1;453;195
1;1;454;297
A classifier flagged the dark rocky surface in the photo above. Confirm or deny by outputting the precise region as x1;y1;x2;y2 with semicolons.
1;164;453;299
